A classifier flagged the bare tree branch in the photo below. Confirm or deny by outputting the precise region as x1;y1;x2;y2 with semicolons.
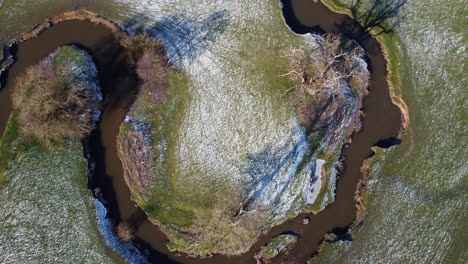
282;34;369;104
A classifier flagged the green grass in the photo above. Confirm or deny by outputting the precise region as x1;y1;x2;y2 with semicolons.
122;20;304;230
115;0;314;254
51;46;86;72
126;69;195;227
0;107;125;263
0;111;23;185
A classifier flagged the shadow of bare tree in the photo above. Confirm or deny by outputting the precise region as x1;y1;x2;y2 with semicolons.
242;128;312;215
122;10;230;67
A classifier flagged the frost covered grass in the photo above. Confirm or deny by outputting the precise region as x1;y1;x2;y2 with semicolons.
312;0;467;263
0;119;126;263
113;0;332;255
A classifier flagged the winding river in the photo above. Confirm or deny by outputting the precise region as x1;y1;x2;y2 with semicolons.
0;1;402;263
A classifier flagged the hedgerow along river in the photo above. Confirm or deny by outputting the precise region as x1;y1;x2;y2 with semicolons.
0;1;402;263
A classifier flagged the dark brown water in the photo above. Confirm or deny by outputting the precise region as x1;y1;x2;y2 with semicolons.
0;1;402;263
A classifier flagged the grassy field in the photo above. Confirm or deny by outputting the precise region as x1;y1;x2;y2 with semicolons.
312;0;467;263
114;0;367;255
0;114;126;263
0;111;21;185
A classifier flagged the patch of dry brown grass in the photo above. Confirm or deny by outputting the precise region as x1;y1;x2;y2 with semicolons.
12;62;97;149
136;49;169;105
172;188;270;255
117;130;155;201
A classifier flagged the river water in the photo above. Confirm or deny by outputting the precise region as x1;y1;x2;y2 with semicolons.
0;1;402;263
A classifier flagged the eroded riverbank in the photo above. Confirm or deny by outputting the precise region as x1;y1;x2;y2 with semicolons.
0;1;405;262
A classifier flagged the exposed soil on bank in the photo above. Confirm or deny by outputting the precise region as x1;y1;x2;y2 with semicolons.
0;1;405;262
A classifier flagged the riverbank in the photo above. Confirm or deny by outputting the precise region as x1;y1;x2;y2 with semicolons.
3;10;121;48
319;0;409;238
282;0;410;261
321;0;409;136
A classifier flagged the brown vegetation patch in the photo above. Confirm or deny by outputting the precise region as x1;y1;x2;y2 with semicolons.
136;48;169;105
176;190;269;255
118;130;156;201
118;33;170;106
12;61;97;148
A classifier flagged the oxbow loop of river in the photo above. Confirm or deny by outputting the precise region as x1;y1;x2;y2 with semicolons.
0;0;406;264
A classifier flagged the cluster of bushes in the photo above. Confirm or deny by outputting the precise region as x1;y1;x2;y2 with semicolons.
12;47;98;149
116;221;136;243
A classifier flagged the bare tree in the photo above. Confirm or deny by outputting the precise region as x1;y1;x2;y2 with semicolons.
282;34;367;101
349;0;408;36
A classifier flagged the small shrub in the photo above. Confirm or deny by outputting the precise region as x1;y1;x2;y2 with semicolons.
116;221;135;243
136;49;169;104
118;33;163;60
119;33;170;106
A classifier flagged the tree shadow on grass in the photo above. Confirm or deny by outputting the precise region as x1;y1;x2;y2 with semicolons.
122;10;230;67
242;128;312;214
